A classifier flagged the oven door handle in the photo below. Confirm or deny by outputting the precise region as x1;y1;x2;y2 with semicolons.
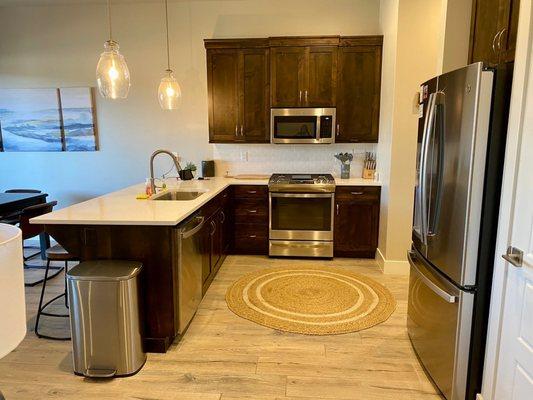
270;193;334;198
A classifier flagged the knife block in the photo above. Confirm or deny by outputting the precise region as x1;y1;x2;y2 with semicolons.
362;168;375;180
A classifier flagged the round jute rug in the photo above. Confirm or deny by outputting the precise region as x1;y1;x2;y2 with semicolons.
225;266;396;335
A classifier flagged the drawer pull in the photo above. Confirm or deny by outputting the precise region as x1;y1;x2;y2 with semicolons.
248;209;258;213
351;191;364;195
249;235;257;238
247;190;257;194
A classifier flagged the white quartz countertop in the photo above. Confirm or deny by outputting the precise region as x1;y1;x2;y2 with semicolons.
31;176;381;226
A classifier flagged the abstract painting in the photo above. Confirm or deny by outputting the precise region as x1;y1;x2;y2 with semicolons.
0;87;98;152
60;87;98;151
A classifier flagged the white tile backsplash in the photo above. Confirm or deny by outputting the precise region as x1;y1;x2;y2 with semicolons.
212;143;377;178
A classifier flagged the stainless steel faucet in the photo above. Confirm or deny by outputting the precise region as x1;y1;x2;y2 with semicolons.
149;149;182;194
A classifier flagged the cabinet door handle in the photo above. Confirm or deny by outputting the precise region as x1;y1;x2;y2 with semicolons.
235;124;238;137
305;90;308;103
299;90;302;104
336;124;340;137
336;203;339;216
240;124;244;136
350;191;364;195
220;211;225;223
210;220;216;235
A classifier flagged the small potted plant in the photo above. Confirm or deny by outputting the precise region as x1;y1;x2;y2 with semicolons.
179;162;197;180
334;152;354;179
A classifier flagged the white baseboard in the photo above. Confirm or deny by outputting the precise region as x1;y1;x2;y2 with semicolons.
376;248;410;275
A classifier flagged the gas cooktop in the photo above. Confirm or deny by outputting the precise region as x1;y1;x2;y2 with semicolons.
268;174;336;193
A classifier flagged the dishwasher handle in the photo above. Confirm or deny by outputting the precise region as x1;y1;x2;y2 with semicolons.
181;216;206;239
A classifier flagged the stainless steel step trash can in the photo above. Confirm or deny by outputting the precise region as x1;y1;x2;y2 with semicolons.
67;260;146;378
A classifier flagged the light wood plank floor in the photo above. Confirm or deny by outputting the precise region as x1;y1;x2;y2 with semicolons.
0;255;443;400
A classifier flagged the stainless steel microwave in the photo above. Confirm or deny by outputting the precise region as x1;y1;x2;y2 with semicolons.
271;108;336;144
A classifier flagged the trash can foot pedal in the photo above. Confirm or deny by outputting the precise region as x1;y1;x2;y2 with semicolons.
85;368;116;378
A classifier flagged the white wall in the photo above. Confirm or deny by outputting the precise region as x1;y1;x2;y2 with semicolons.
377;0;443;273
0;0;380;207
438;0;473;73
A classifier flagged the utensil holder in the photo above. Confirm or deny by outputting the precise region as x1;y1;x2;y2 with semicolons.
341;164;351;179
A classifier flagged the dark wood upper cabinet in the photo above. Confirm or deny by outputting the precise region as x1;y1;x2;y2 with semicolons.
241;49;270;141
206;39;270;143
469;0;520;65
205;36;382;143
271;39;337;107
206;49;240;142
336;37;382;143
307;46;337;107
270;46;306;107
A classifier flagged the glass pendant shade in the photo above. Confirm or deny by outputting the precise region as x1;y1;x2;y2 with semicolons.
96;40;131;99
158;70;182;110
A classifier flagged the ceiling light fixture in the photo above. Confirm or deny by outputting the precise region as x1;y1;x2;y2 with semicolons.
158;0;182;110
96;0;131;99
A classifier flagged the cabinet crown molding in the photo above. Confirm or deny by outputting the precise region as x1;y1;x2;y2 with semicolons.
204;35;384;49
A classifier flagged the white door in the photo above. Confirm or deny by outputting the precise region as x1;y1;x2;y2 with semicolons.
492;19;533;399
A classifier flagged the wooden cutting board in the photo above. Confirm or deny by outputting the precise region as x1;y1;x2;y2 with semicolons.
230;174;270;180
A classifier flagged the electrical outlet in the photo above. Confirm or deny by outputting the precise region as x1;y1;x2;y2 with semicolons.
240;150;248;162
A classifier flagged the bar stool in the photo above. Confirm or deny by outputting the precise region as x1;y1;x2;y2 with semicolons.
18;201;62;286
34;244;77;341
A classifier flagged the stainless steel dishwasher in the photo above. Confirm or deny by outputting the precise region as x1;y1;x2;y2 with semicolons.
177;214;206;334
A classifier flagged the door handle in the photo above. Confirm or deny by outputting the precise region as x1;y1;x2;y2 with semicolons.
408;251;457;303
502;246;523;268
419;92;437;245
336;203;339;216
336;124;340;136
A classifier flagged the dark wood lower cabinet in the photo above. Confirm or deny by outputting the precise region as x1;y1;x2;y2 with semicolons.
231;185;269;254
334;186;380;258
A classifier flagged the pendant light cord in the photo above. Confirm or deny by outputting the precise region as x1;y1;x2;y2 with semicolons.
107;0;113;41
164;0;171;71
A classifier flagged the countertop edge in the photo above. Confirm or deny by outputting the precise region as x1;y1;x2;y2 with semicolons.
31;178;382;226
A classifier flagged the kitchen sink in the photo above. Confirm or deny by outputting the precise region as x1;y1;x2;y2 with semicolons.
151;190;205;201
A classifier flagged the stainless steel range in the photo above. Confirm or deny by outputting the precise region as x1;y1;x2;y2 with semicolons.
268;174;335;258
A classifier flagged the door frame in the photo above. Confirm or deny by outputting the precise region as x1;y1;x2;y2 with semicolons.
481;1;533;399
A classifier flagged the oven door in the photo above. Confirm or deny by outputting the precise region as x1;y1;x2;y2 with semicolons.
269;193;334;241
271;108;335;144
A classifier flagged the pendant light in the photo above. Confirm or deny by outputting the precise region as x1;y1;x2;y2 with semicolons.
96;0;131;99
158;0;182;110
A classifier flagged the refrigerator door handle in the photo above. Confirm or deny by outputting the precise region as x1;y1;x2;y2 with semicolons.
419;93;437;245
428;92;446;237
408;251;457;303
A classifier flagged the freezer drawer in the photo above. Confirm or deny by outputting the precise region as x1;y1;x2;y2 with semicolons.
407;250;474;400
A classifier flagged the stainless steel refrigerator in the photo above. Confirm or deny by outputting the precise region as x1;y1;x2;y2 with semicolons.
407;62;512;400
